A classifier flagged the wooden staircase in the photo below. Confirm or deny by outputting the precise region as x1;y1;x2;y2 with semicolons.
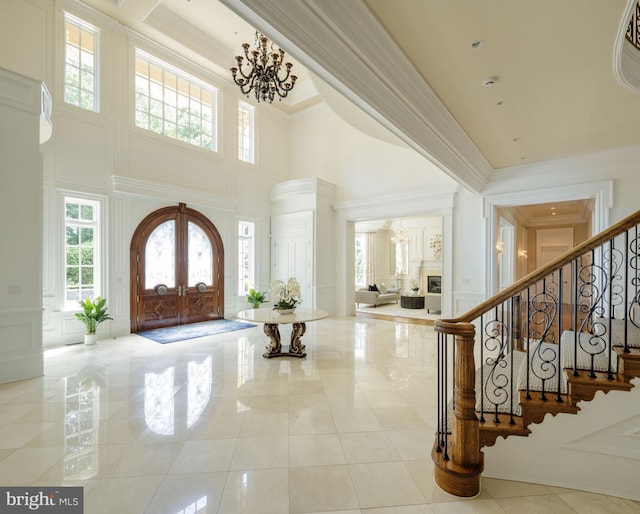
432;210;640;497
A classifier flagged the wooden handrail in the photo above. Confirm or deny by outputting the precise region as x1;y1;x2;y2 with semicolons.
441;209;640;325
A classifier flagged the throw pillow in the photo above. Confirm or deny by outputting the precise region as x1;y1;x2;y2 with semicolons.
378;284;387;293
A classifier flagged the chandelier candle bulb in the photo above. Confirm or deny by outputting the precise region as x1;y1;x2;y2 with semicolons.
230;32;297;103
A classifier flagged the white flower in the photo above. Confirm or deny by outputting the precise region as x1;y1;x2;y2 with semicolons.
410;278;420;290
270;277;301;309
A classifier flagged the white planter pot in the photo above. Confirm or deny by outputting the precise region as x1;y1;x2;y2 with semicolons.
84;333;98;346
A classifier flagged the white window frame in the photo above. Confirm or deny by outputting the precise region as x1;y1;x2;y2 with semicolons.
63;12;100;112
134;49;218;152
238;220;256;296
238;100;255;163
62;193;106;312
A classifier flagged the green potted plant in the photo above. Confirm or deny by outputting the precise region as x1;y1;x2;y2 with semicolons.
246;288;267;308
75;296;112;345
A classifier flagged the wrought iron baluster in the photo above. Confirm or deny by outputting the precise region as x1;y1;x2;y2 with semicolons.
479;314;485;422
557;266;564;402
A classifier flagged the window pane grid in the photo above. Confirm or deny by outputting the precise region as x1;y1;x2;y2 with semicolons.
238;102;254;163
237;221;255;295
135;51;217;151
65;198;99;307
64;14;98;112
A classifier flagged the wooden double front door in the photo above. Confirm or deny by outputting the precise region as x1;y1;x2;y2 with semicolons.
130;203;224;332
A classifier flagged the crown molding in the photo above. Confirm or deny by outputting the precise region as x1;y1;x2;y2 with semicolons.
143;4;232;71
333;184;458;221
271;177;337;201
489;145;640;188
220;0;493;193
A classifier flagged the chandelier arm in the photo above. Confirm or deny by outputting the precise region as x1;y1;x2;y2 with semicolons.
231;32;297;103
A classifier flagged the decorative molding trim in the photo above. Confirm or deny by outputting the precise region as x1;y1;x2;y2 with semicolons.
490;145;640;185
111;175;237;211
483;181;612;298
0;68;41;114
614;0;640;93
144;4;231;70
333;185;458;221
271;177;337;201
220;0;493;193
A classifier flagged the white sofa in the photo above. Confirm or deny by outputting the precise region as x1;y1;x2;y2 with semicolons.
355;286;400;307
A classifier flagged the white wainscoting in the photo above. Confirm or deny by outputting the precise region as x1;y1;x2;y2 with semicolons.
0;308;43;384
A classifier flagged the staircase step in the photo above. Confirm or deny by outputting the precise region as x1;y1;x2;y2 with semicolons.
566;369;634;406
479;413;530;447
518;391;579;426
615;347;640;379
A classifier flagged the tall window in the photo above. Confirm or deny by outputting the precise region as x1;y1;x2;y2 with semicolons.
65;197;100;310
238;101;255;163
134;50;217;151
64;13;99;112
355;234;367;287
238;221;255;295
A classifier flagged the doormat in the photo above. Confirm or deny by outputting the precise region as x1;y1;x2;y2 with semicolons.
138;319;256;344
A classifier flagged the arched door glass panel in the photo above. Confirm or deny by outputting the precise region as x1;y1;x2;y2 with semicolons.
130;203;224;332
145;220;176;288
188;221;212;287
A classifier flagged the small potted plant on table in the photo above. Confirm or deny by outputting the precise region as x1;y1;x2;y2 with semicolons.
75;296;112;345
246;288;267;308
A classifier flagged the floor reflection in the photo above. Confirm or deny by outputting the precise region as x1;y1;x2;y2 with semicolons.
144;356;213;435
64;366;106;480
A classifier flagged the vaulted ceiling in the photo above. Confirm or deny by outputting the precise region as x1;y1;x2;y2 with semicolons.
81;0;640;193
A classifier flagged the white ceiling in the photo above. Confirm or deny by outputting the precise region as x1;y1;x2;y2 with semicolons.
363;0;640;170
80;0;640;187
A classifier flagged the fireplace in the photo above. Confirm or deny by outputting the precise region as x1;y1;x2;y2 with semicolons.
427;275;442;294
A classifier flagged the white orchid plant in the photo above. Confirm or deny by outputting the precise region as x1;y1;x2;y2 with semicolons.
410;278;420;291
270;277;302;310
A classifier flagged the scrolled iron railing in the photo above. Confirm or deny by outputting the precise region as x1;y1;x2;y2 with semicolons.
626;0;640;50
433;210;640;497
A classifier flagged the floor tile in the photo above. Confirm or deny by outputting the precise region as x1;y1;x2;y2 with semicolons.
348;461;425;508
289;464;360;513
0;319;635;513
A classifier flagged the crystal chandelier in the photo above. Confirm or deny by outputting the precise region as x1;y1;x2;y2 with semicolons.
390;225;410;244
230;32;297;103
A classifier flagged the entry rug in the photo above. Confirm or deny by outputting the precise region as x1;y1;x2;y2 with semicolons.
138;319;256;344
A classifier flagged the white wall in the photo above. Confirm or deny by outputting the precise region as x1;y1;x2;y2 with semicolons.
290;102;455;201
0;0;291;345
0;68;44;383
484;379;640;501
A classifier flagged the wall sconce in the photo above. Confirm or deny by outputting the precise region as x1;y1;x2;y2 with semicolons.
496;241;504;254
518;249;528;259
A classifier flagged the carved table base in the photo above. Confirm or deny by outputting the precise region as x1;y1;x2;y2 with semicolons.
263;322;307;358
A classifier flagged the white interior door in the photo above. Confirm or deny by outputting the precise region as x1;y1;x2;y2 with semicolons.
536;227;574;304
271;212;313;307
498;218;515;291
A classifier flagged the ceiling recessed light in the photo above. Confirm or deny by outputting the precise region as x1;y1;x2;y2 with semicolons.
512;137;520;142
496;100;504;106
482;77;497;87
471;40;484;49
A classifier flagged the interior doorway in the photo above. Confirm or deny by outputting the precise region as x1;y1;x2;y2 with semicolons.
130;203;224;332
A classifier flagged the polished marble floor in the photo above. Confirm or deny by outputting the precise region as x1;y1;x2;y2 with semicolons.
0;316;638;513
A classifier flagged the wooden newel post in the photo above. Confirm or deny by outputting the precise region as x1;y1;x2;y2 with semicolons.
433;320;484;497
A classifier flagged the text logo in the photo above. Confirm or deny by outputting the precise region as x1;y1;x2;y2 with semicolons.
0;487;83;513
